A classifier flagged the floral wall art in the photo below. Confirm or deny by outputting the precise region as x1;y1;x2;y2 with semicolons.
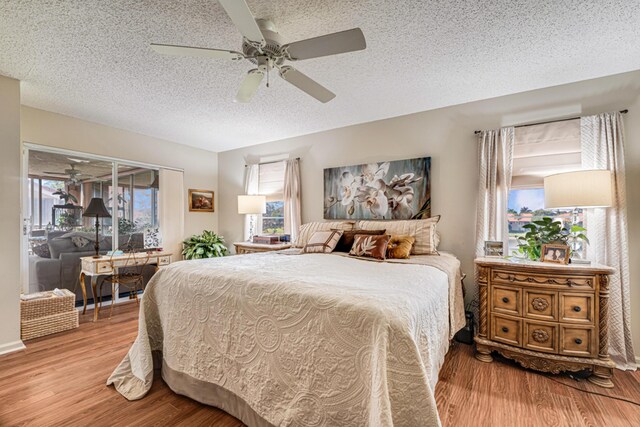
324;157;431;220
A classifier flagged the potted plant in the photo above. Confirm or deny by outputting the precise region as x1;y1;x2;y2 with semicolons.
513;217;588;262
182;230;229;260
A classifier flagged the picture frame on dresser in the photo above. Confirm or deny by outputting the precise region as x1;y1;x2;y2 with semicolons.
474;257;616;388
541;243;570;264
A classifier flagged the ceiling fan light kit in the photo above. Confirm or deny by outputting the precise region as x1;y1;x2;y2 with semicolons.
151;0;366;103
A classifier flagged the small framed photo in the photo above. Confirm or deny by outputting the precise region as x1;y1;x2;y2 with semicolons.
188;189;214;212
484;240;504;257
540;244;570;264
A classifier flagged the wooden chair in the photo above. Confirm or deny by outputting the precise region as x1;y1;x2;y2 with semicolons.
99;247;150;319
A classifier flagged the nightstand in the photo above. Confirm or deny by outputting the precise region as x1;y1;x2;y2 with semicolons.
474;257;616;388
233;242;292;254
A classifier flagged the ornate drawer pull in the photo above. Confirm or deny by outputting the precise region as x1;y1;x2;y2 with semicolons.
532;329;550;343
502;297;510;303
573;306;582;312
501;326;509;333
575;338;583;345
531;297;549;311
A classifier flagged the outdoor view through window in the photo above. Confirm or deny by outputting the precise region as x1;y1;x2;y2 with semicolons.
508;188;583;254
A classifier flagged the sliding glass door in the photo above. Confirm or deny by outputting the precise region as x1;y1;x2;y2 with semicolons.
25;145;160;307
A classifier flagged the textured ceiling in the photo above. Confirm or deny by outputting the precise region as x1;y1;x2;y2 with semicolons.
1;1;639;152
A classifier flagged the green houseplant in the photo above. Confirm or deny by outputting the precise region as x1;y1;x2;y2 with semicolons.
513;217;588;261
182;230;229;260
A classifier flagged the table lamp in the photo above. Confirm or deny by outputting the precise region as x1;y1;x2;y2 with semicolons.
544;169;612;263
238;195;266;242
83;198;112;258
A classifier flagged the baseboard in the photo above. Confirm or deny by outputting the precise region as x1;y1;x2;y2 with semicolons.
0;340;26;356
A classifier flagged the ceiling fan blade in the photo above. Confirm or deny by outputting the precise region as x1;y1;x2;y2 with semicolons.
279;66;335;103
150;43;244;60
235;69;264;103
283;28;366;60
43;171;69;175
217;0;265;45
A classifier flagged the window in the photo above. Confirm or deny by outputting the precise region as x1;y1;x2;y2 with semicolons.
508;120;583;254
258;161;285;234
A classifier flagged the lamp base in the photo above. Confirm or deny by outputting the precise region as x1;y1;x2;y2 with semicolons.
92;255;103;259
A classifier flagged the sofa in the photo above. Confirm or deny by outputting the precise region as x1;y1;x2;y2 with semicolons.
28;231;155;304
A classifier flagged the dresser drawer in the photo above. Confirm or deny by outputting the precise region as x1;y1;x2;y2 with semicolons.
491;286;521;316
560;293;594;324
560;326;596;357
523;320;558;354
158;256;171;266
490;315;522;347
492;270;594;290
524;290;557;321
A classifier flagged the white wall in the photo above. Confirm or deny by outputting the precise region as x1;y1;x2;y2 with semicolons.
20;107;219;241
0;76;25;354
218;70;640;357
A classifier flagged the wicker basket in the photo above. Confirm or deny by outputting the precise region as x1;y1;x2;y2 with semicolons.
21;289;76;321
21;311;79;341
20;289;79;340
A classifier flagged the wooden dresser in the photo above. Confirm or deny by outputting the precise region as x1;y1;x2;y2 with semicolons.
474;257;616;388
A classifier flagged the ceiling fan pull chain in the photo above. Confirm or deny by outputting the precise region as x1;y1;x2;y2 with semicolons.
266;66;270;88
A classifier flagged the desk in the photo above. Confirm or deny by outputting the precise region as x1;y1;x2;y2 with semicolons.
79;252;172;321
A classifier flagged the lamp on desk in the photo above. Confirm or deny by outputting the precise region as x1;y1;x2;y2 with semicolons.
238;195;266;242
544;169;612;263
83;198;112;258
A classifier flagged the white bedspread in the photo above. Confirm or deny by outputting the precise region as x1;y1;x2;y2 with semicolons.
108;252;465;426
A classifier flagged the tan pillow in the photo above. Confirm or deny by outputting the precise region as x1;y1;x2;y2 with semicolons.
303;230;344;254
349;234;391;260
387;235;416;259
356;216;440;255
293;221;355;248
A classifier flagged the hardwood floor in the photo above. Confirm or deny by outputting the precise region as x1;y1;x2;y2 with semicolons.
1;302;639;427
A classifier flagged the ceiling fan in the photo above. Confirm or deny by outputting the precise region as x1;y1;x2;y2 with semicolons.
151;0;366;103
43;164;93;184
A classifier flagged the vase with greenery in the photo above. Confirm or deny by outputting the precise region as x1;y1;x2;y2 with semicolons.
182;230;229;260
513;216;588;261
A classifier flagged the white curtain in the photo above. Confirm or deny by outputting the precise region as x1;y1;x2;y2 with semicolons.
243;164;262;241
581;112;636;370
159;169;185;260
474;127;515;258
283;159;302;240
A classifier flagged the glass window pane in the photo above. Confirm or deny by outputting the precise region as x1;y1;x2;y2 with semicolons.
507;188;584;254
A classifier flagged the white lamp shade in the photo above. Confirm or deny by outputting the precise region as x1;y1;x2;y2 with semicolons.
544;170;612;209
237;195;266;214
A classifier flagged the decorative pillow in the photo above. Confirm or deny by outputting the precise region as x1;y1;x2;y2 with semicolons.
387;235;416;259
302;230;344;254
356;216;440;255
293;221;355;248
32;243;51;258
333;229;386;253
71;236;91;248
349;234;391;260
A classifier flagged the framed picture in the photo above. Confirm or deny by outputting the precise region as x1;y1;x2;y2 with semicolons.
188;189;214;212
484;240;504;257
323;157;431;220
540;244;570;264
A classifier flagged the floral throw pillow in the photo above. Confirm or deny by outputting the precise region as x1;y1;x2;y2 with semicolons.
33;242;51;258
303;230;344;254
349;234;391;260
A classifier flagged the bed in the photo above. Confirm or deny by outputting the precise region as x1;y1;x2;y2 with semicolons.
107;250;465;426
